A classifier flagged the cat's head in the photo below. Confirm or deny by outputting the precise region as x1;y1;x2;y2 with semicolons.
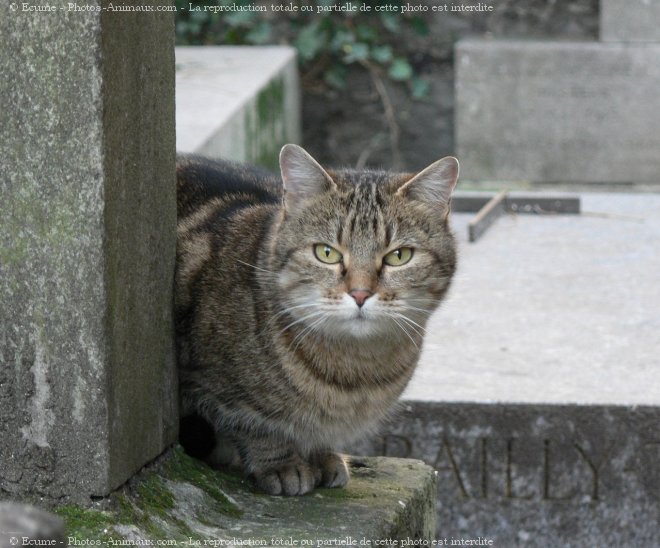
269;144;458;341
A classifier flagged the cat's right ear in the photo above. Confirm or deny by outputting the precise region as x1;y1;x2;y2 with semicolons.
396;156;459;218
279;144;336;210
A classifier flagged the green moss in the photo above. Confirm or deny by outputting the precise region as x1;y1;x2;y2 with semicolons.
244;76;286;170
165;447;245;518
136;474;175;518
54;506;119;541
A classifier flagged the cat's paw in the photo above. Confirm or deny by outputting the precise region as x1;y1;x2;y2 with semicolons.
315;452;349;488
254;461;317;496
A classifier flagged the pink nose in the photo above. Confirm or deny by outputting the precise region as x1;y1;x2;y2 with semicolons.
349;289;373;307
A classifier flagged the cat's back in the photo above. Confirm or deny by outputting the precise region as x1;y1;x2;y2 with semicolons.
176;154;281;220
174;155;281;342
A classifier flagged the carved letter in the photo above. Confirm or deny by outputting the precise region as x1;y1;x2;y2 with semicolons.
574;443;611;501
480;437;489;499
434;436;468;499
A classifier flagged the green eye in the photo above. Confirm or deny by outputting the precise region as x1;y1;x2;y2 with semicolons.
314;243;343;264
383;247;414;266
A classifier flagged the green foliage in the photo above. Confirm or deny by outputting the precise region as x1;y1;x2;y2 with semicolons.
175;0;431;98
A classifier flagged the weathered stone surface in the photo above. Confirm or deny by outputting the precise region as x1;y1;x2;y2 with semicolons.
54;448;437;544
0;5;177;501
349;402;660;546
0;502;65;548
176;46;301;169
455;40;660;183
600;0;660;42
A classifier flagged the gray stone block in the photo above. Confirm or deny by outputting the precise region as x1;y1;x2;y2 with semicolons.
601;0;660;42
350;402;660;546
0;6;177;501
176;46;301;169
0;503;65;548
455;40;660;183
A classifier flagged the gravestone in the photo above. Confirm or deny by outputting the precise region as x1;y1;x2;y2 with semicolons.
455;40;660;184
0;4;177;502
348;193;660;544
600;0;660;42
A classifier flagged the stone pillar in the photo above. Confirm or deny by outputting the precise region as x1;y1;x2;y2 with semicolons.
0;2;177;502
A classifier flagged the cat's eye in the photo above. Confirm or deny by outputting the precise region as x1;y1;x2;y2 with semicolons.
383;247;414;267
314;243;343;264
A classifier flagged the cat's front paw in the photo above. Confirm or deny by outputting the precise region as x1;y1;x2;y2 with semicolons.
314;452;349;488
254;461;317;496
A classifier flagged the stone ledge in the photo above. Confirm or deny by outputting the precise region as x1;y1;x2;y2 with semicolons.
40;448;436;544
175;46;301;169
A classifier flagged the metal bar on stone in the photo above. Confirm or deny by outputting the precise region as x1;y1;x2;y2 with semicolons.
468;190;508;243
506;194;581;215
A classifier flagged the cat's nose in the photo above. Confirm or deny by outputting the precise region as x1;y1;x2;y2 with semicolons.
349;289;373;307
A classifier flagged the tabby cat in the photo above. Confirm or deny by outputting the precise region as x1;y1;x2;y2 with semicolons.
175;145;458;496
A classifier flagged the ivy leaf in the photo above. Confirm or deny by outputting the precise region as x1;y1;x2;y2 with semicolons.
225;11;254;27
380;13;399;33
410;76;431;99
388;58;413;81
245;22;272;45
343;42;369;63
356;24;378;42
324;64;348;89
330;30;355;54
295;22;326;61
371;45;393;64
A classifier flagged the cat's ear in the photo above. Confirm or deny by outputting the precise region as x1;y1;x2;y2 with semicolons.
279;144;336;209
397;156;459;216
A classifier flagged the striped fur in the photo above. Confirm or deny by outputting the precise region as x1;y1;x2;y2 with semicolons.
175;145;458;496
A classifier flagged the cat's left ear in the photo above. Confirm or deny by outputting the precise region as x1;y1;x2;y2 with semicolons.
279;144;336;210
396;157;459;216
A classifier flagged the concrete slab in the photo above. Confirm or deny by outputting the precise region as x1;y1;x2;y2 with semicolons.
600;0;660;42
175;46;301;168
408;192;660;405
455;40;660;184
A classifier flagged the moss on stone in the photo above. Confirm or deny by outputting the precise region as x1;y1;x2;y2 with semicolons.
136;474;175;518
164;446;245;518
54;506;119;541
55;452;435;543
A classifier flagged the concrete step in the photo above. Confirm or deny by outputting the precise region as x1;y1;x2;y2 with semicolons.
349;192;660;544
455;39;660;184
29;449;437;544
175;46;301;169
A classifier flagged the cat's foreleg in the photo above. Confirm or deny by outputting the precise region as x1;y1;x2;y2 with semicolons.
236;436;321;496
310;451;350;489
